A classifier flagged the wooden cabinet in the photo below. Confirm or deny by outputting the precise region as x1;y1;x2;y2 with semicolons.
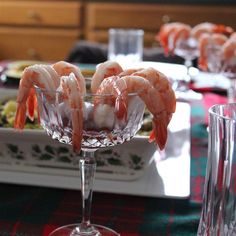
85;3;236;47
0;1;236;60
0;0;82;61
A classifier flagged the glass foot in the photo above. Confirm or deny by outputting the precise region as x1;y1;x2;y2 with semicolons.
49;224;120;236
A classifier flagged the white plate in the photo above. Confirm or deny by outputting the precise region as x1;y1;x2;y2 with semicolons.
125;61;187;81
5;60;47;79
0;102;190;198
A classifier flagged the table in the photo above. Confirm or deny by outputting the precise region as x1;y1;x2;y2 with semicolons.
0;93;227;236
0;62;228;236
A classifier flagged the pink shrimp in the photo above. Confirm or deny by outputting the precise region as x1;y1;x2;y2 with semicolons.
91;61;123;93
93;75;126;120
191;22;233;39
52;61;86;95
96;74;176;150
157;22;191;55
26;64;59;120
132;67;176;114
58;73;84;153
118;68;142;77
198;33;228;71
14;64;59;130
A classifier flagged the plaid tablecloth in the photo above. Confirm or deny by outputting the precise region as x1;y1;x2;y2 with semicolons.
0;92;227;236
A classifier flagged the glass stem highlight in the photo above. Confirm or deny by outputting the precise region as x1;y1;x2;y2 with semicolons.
79;150;97;232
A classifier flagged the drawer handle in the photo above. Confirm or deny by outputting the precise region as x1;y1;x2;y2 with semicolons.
27;10;40;22
162;15;171;23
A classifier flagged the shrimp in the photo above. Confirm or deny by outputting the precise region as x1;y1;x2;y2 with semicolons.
14;64;59;130
157;22;191;55
52;61;86;95
96;74;176;150
191;22;233;39
26;64;59;120
198;33;228;71
119;68;142;77
132;67;176;115
91;61;123;93
94;75;126;120
59;73;84;153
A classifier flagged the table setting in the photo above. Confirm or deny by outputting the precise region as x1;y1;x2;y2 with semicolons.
0;20;235;236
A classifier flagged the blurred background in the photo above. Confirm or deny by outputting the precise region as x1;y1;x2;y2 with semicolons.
0;0;235;62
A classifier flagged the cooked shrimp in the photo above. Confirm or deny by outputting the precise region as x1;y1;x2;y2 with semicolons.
91;61;123;93
132;67;176;115
96;74;176;150
59;73;84;153
198;33;228;71
157;22;191;55
26;64;59;120
14;64;59;130
52;61;86;95
191;22;233;39
119;68;142;77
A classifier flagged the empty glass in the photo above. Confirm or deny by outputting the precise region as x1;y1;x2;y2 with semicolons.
197;103;236;236
108;28;144;68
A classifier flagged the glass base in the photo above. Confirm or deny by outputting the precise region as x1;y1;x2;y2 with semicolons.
49;224;120;236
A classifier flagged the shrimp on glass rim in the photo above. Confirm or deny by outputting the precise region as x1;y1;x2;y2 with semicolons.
157;22;191;55
58;73;84;153
14;64;59;130
52;60;86;95
91;60;123;93
191;22;234;39
95;72;176;150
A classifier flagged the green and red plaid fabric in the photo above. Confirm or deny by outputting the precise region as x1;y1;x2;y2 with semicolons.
0;92;227;236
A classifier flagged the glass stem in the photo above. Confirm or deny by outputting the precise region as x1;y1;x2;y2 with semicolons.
184;59;192;83
78;149;97;233
227;78;236;103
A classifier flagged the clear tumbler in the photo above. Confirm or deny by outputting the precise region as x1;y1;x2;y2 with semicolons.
197;103;236;235
108;28;144;68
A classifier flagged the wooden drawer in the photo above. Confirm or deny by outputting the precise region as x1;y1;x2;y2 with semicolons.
85;3;236;46
0;27;80;61
0;1;82;27
86;3;236;30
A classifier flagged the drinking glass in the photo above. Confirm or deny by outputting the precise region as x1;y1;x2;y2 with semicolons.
197;103;236;236
174;37;199;85
108;28;144;68
35;86;146;236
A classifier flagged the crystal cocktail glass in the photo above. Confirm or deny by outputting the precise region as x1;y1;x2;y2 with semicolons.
35;85;146;236
206;44;236;103
173;37;199;87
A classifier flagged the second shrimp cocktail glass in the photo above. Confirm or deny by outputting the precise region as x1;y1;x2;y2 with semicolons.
35;86;146;236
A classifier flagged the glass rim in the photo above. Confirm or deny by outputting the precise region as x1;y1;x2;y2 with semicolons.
109;28;144;35
34;85;139;97
209;103;236;121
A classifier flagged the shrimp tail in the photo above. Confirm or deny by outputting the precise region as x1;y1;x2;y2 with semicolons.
71;110;82;153
149;113;168;150
14;103;27;130
115;95;127;120
198;56;208;71
26;88;37;121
